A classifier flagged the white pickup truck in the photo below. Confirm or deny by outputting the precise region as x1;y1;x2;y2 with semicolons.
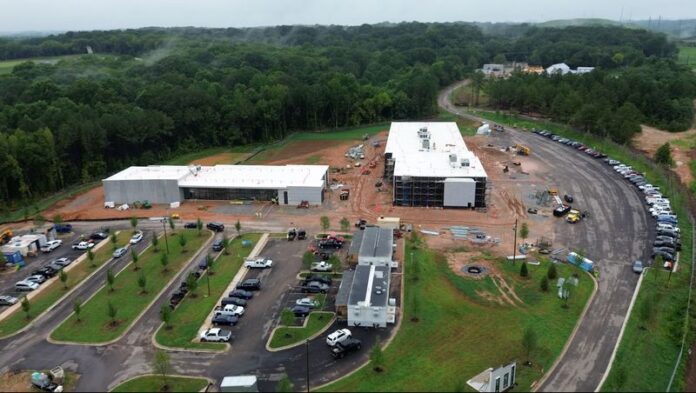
243;258;272;269
214;304;245;317
311;261;332;272
72;241;95;250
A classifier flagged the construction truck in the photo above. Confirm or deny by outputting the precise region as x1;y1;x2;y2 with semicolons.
0;228;13;245
514;144;530;156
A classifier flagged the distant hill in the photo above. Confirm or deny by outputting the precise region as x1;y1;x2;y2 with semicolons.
537;18;622;28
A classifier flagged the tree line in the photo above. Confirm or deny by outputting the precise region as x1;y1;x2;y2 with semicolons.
485;59;696;143
0;23;683;208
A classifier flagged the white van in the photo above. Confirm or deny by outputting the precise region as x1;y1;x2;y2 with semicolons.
657;223;680;233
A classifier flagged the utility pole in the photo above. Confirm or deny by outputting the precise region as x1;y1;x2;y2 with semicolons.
512;218;518;265
306;339;310;393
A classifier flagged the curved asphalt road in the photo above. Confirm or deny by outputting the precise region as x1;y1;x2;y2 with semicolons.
440;81;652;392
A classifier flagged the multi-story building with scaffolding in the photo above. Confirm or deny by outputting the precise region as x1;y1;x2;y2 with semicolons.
384;122;488;208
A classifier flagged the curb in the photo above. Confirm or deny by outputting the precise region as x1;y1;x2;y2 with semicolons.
108;373;215;392
265;312;336;352
595;267;646;391
48;230;214;346
533;269;599;392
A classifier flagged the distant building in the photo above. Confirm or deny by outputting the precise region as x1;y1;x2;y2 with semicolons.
525;65;545;74
468;362;517;393
575;66;595;74
546;63;572;75
482;63;505;77
347;227;394;267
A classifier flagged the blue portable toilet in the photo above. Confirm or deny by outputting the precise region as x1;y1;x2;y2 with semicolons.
2;251;25;268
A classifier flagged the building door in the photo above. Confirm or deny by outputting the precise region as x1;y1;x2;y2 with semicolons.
283;191;288;205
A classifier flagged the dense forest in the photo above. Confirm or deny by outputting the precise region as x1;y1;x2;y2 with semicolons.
0;23;688;206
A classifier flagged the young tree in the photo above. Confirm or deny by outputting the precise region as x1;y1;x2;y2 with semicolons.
522;326;538;365
107;301;118;326
196;217;203;236
59;269;68;289
340;217;350;232
235;219;242;237
52;214;63;225
160;253;169;272
320;216;330;231
21;297;31;320
370;338;385;372
302;251;315;270
547;263;558;280
520;262;529;277
87;249;96;267
131;249;140;271
178;233;187;252
328;254;340;271
276;374;294;393
130;216;138;233
222;233;231;255
138;273;147;294
110;232;118;251
33;214;46;228
153;350;171;391
655;143;674;167
106;268;115;292
186;273;199;298
168;217;175;230
152;233;159;252
73;299;82;322
281;308;295;326
206;254;215;275
519;222;529;243
160;304;172;329
540;275;549;292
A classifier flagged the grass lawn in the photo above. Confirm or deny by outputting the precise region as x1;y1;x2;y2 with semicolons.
154;233;261;350
50;228;211;343
437;111;480;136
269;311;335;349
162;146;257;165
0;231;131;338
464;109;695;392
322;237;592;392
111;375;208;392
0;54;87;75
678;45;696;69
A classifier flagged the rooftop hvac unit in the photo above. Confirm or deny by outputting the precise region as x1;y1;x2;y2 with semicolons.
418;127;429;139
449;154;457;162
461;158;470;167
422;138;430;150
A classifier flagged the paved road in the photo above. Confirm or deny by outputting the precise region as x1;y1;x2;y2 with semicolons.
439;82;652;392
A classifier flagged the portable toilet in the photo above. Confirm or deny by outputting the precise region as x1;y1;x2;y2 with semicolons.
2;251;25;268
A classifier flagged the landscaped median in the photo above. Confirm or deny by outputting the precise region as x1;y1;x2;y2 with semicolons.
0;231;131;338
154;233;261;351
50;228;211;344
321;236;592;391
111;375;209;392
268;311;335;350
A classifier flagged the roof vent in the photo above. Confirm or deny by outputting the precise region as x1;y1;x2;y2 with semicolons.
374;286;383;295
461;158;470;167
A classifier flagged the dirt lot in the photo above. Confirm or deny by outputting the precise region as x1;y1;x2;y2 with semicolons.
633;124;696;185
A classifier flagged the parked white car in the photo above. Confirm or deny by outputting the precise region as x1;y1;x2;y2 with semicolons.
51;257;72;268
200;328;232;342
113;246;129;258
214;304;245;317
243;258;272;269
72;241;94;250
40;240;63;253
15;280;40;291
326;328;352;346
0;295;18;306
130;231;143;244
295;297;320;308
311;261;332;272
25;275;47;284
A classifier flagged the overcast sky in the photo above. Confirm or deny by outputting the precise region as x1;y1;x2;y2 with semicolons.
1;0;694;32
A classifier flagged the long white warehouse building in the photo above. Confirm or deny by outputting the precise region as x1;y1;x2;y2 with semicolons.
103;164;328;205
384;122;488;208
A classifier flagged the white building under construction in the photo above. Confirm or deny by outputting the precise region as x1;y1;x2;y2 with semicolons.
384;122;488;208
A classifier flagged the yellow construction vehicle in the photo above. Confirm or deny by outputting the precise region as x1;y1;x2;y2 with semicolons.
0;228;13;245
516;145;531;156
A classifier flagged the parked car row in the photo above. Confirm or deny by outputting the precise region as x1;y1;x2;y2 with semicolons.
533;128;680;270
326;328;362;358
15;257;72;292
201;276;266;342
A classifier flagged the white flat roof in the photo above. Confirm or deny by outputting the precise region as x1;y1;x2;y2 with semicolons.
104;164;328;189
385;122;487;178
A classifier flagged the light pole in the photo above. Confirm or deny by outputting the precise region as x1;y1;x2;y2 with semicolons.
512;218;518;265
161;218;170;254
205;255;211;297
306;339;310;393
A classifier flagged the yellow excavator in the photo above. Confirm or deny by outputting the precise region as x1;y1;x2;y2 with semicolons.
0;228;13;245
514;144;531;156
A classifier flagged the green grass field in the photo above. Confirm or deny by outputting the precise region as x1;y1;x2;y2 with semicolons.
464;109;694;392
50;228;211;343
111;375;208;393
678;45;696;69
0;232;131;338
154;233;260;350
322;238;592;392
0;54;87;75
269;311;335;349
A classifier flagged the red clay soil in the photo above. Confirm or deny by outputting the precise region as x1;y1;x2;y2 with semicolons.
633;125;696;185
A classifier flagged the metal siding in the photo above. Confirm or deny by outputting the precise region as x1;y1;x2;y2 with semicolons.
443;178;476;207
102;179;181;204
287;186;322;205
